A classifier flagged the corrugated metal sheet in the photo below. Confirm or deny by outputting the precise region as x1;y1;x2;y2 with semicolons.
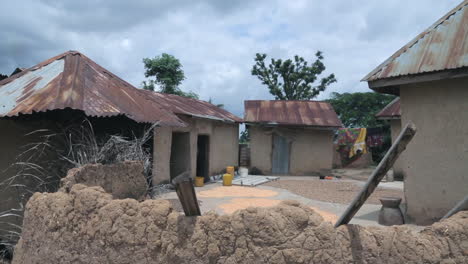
140;90;242;123
376;98;401;119
363;0;468;82
0;51;186;126
244;100;342;127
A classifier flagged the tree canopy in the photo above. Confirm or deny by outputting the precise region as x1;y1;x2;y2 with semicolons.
142;53;198;99
0;73;8;81
251;52;336;100
326;92;396;128
239;129;250;144
208;98;224;108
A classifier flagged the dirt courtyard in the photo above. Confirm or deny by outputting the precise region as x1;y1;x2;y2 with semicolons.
264;178;403;205
158;169;405;226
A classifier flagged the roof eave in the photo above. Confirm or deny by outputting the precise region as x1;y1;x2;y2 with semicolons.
367;67;468;95
245;122;342;130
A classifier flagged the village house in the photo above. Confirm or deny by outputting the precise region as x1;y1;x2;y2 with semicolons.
375;98;404;180
363;1;468;224
244;100;342;176
141;91;242;184
0;51;241;236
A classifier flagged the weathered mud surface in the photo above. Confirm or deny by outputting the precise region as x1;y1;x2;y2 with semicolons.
60;162;148;200
13;184;468;264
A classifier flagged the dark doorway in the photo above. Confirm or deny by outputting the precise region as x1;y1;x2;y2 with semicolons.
170;132;191;180
196;135;210;181
272;133;290;175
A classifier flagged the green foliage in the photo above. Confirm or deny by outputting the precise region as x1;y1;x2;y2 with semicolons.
0;73;8;81
251;52;336;100
327;92;396;163
142;53;198;99
326;92;396;128
208;98;224;108
239;129;250;143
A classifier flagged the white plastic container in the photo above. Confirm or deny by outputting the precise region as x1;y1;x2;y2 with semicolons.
239;167;248;177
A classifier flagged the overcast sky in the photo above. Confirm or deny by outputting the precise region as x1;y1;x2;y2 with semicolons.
0;0;459;117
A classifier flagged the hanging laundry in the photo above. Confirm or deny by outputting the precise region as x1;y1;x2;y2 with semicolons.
335;128;362;159
349;128;367;158
336;128;361;147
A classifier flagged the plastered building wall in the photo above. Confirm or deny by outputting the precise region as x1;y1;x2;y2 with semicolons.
400;77;468;224
390;119;406;180
152;116;239;184
249;126;334;175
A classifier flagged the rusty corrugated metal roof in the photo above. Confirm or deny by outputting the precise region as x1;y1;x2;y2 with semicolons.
0;51;185;126
139;90;242;123
363;0;468;82
376;98;401;119
244;100;342;127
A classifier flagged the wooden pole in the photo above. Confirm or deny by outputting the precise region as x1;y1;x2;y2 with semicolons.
172;171;201;216
334;122;417;227
442;195;468;219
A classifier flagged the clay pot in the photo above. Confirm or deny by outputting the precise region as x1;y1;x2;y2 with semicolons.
378;197;404;226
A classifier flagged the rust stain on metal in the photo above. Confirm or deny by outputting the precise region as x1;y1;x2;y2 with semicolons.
139;90;242;123
376;98;401;119
244;100;342;128
363;1;468;82
0;51;186;126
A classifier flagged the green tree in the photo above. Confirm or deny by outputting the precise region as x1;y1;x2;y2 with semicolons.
251;52;336;100
239;129;250;144
208;98;224;108
326;92;396;128
327;92;396;163
142;53;198;99
0;73;8;81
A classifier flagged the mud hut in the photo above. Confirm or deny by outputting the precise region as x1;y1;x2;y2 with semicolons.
244;100;342;176
0;51;240;239
363;1;468;224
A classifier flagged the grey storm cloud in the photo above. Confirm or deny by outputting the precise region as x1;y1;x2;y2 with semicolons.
0;0;460;117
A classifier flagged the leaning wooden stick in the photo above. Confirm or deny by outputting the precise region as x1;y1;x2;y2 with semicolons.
335;122;417;227
442;195;468;219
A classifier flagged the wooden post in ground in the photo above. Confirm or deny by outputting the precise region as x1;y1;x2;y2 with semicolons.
172;171;201;216
334;122;417;227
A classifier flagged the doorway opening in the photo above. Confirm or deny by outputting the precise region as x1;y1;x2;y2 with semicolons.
196;135;210;182
170;132;191;180
272;133;290;175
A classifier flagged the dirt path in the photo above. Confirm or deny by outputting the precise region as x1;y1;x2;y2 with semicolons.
264;179;404;205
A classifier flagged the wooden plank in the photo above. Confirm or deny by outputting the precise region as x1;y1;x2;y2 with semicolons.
172;171;201;216
334;122;417;227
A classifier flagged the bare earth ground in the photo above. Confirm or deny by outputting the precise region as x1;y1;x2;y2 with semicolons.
264;179;404;205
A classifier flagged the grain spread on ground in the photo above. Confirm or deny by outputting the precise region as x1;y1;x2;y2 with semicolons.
265;179;403;204
197;186;278;198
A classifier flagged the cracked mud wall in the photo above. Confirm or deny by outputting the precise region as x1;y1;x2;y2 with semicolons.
59;161;148;200
12;184;468;264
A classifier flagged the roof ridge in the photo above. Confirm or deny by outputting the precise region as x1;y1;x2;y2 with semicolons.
362;0;468;81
